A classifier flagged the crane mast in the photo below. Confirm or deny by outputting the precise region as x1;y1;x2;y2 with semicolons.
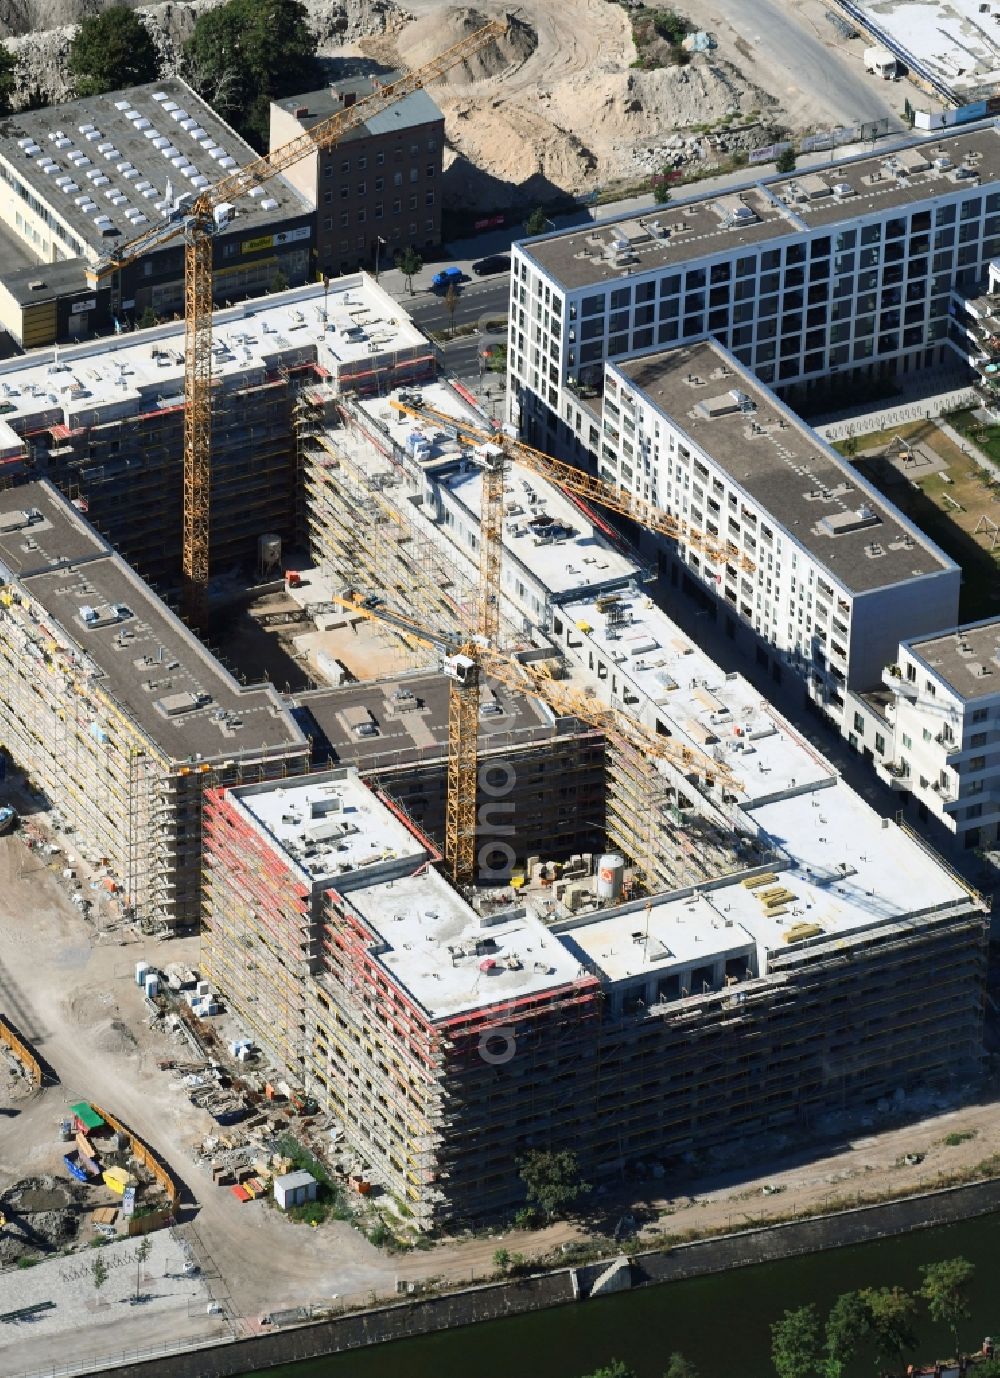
90;19;508;625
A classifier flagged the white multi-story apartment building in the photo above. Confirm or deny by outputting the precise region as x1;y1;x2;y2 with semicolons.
594;338;960;732
507;126;1000;463
878;619;1000;851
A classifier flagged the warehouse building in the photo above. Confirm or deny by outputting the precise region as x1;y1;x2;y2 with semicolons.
0;78;315;346
270;76;444;277
507;125;1000;463
0;279;433;591
0;481;309;932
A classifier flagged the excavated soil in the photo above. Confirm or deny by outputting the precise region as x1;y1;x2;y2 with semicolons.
361;1;778;206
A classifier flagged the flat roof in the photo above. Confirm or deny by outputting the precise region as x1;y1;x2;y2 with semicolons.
906;619;1000;700
612;340;955;594
558;778;972;985
296;670;566;770
558;589;834;807
0;481;305;763
272;79;443;141
522;127;1000;290
345;869;587;1021
852;0;1000;96
358;383;638;606
559;892;756;986
0;78;308;259
232;770;425;891
0;278;425;438
0;258;94;306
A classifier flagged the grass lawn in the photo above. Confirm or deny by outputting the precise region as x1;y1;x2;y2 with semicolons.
946;407;1000;464
841;421;1000;624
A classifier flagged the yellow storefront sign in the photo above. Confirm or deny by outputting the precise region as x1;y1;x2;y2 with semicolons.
241;234;275;255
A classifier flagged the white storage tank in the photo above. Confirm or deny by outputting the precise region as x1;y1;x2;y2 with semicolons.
596;853;625;901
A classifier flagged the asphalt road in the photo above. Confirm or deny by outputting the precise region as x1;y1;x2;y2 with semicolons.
438;332;507;386
710;0;900;128
397;279;509;335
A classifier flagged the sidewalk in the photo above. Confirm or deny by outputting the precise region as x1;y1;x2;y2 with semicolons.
815;374;979;442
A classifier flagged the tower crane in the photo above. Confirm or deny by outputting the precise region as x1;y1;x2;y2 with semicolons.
88;19;508;624
332;589;740;888
389;398;756;575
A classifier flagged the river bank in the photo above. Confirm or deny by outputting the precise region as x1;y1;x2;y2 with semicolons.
79;1173;1000;1378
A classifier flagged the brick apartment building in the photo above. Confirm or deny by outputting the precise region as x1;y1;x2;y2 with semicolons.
270;76;444;278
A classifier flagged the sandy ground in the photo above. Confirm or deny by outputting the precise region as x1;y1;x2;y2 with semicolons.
0;819;997;1367
347;0;917;206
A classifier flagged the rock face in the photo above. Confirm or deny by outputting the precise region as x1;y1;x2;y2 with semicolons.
1;0;401;109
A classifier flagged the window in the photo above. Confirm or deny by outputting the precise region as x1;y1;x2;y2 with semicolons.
358;156;367;171
375;177;384;192
324;189;334;204
902;733;912;750
875;732;886;755
972;707;989;723
357;208;366;223
426;164;435;177
376;151;384;165
967;755;986;772
322;216;332;230
340;211;349;227
410;168;418;183
853;711;865;734
340;159;350;174
357;181;366;195
425;190;434;205
393;172;403;187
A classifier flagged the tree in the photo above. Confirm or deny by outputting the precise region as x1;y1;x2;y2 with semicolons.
138;306;158;330
824;1291;871;1377
525;206;548;236
0;44;16;118
443;282;460;337
771;1304;821;1378
134;1235;152;1302
974;1360;1000;1378
517;1148;591;1221
492;1247;511;1273
861;1287;917;1375
91;1251;109;1305
270;269;289;294
775;146;797;174
395;246;423;296
664;1354;701;1378
652;173;673;205
184;0;317;149
69;8;159;98
919;1257;975;1357
581;1364;637;1378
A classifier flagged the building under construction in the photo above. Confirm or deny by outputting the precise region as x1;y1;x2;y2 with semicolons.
0;279;434;590
202;761;987;1229
294;671;607;879
0;480;308;931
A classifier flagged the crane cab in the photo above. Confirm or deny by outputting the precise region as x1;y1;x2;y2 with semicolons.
444;654;476;687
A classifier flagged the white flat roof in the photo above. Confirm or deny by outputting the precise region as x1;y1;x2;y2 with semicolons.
359;384;637;602
854;0;1000;94
0;278;424;436
559;589;833;805
235;770;425;891
560;891;756;985
345;869;587;1021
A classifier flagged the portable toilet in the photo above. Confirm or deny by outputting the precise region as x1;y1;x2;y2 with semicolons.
144;973;160;999
135;960;149;986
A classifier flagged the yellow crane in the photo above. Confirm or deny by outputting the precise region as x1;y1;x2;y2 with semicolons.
389;398;756;575
89;19;507;624
332;589;739;888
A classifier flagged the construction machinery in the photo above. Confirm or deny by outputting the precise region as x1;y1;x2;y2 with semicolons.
89;19;507;624
389;398;756;575
330;577;739;888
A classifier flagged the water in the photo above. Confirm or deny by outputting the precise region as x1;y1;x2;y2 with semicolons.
256;1212;1000;1378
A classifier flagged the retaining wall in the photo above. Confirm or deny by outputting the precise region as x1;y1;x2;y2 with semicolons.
85;1174;1000;1378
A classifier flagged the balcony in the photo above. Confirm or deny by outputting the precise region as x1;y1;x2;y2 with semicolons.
882;664;917;698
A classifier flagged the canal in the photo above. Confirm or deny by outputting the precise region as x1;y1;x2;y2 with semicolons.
258;1212;1000;1378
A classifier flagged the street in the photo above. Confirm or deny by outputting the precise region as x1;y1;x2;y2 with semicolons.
403;279;509;336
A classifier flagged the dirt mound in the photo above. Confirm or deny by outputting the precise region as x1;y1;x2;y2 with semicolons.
94;1017;139;1057
398;6;536;85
